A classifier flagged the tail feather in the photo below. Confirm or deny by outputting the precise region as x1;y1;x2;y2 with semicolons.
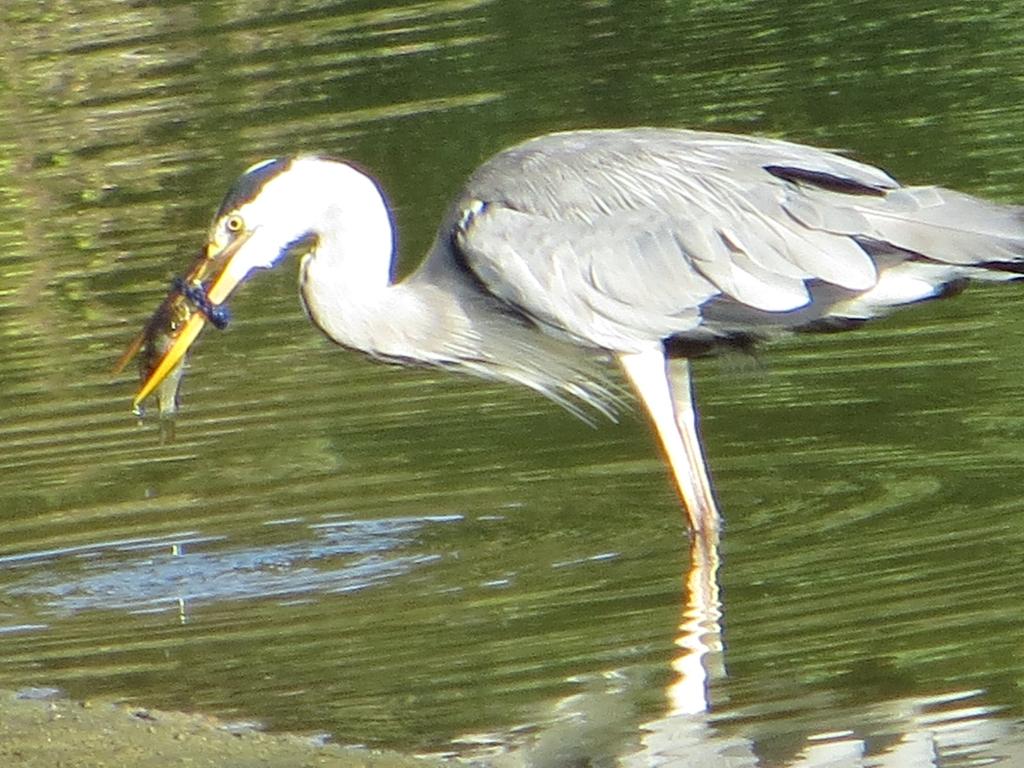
704;184;1024;333
791;185;1024;269
865;189;1024;266
776;183;1024;322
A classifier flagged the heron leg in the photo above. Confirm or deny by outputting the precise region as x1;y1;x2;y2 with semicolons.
668;357;721;534
618;350;721;537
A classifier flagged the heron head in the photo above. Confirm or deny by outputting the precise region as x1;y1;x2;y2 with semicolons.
130;155;392;409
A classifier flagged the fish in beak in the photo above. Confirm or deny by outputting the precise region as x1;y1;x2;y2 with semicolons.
116;229;255;416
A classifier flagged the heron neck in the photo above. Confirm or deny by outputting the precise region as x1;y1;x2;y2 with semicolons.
299;241;462;363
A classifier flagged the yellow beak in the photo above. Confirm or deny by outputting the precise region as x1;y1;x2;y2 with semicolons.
126;231;254;411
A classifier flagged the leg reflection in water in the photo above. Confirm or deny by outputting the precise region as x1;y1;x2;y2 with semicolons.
667;533;724;716
627;533;761;767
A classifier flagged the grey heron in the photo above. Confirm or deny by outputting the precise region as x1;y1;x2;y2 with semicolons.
130;128;1024;539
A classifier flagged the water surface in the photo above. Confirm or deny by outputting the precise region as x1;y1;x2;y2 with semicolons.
3;1;1024;765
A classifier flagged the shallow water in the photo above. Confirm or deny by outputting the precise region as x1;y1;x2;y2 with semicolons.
4;1;1024;765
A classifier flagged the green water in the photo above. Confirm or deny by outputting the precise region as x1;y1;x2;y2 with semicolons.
3;1;1024;765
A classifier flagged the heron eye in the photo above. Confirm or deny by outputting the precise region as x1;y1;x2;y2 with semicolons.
225;214;244;233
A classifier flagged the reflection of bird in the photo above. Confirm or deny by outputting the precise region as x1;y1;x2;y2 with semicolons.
133;128;1024;538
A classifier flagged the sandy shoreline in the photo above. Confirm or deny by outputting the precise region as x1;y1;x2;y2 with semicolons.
0;689;443;767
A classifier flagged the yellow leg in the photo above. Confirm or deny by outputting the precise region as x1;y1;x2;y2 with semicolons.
618;350;721;537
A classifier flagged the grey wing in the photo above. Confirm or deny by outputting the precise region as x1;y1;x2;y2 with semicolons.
454;200;717;351
445;128;1024;349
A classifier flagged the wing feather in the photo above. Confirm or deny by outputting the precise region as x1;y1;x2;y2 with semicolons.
436;127;1024;348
